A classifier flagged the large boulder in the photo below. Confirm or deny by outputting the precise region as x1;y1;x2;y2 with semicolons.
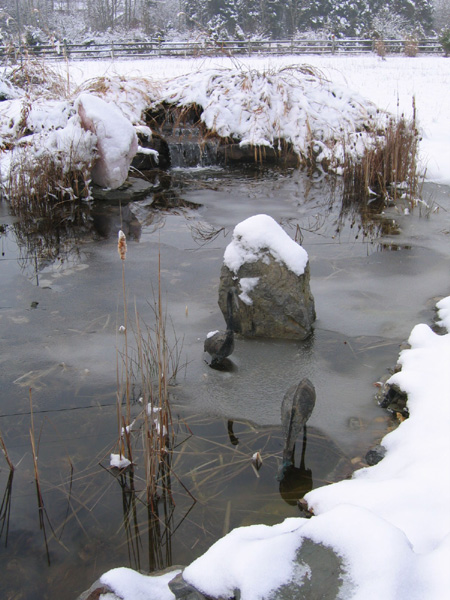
218;214;315;340
76;93;138;189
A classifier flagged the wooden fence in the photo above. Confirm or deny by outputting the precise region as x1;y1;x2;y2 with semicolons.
0;37;443;61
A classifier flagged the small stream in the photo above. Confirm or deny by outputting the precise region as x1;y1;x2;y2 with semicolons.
0;165;449;598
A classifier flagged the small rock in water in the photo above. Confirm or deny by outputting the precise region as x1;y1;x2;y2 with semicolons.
169;572;209;600
365;444;386;466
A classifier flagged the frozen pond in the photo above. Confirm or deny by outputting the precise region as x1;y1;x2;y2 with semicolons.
0;166;449;598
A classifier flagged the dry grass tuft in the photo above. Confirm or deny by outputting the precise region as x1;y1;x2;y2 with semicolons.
5;56;69;98
404;38;419;57
342;113;419;204
5;142;94;207
114;234;187;515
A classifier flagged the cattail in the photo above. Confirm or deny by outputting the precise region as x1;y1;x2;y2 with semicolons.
118;230;127;260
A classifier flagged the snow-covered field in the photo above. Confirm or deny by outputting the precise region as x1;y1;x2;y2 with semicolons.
2;54;449;599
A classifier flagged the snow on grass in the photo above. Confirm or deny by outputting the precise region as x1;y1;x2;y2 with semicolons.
2;54;438;198
158;65;383;166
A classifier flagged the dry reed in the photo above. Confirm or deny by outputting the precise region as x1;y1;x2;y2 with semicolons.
29;389;51;564
0;428;14;546
5;142;93;207
342;112;420;205
114;231;186;515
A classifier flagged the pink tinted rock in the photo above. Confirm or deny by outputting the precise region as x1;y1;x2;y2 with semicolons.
76;92;138;189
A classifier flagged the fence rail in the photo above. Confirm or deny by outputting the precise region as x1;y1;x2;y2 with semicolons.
0;37;443;61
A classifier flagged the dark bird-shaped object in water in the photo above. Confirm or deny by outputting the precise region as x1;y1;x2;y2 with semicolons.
204;288;237;369
278;426;313;505
279;378;316;476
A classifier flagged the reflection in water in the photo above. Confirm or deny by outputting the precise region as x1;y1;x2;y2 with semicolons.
227;420;239;446
279;427;313;506
0;470;14;546
189;220;227;247
3;165;401;287
114;465;177;573
9;196;94;283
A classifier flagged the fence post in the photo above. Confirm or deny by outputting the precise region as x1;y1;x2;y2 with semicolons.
331;34;336;54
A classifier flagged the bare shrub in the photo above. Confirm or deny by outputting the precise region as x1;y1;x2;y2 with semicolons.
404;37;419;57
5;139;94;208
373;39;386;58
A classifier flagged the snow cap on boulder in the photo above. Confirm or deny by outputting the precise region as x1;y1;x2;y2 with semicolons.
224;214;309;276
219;214;315;340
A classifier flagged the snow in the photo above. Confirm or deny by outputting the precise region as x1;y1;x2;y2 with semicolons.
1;55;450;192
61;54;450;185
100;567;181;600
238;277;260;305
183;519;305;600
224;214;309;276
75;92;138;188
109;453;131;469
159;66;382;165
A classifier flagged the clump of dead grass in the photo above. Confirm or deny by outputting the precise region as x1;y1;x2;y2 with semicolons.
342;112;420;204
4;56;69;98
5;140;94;208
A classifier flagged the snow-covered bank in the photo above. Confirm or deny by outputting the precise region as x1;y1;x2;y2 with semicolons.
98;296;450;600
65;55;450;185
1;55;449;196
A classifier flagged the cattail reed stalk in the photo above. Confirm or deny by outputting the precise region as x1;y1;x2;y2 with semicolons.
29;388;51;565
118;229;131;444
0;429;14;472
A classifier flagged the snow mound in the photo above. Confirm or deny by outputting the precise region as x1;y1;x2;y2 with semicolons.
161;65;384;167
76;74;158;125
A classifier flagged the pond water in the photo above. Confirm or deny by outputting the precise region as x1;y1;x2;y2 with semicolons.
0;166;449;598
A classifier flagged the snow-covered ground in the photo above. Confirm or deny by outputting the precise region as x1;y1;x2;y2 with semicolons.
1;54;449;599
